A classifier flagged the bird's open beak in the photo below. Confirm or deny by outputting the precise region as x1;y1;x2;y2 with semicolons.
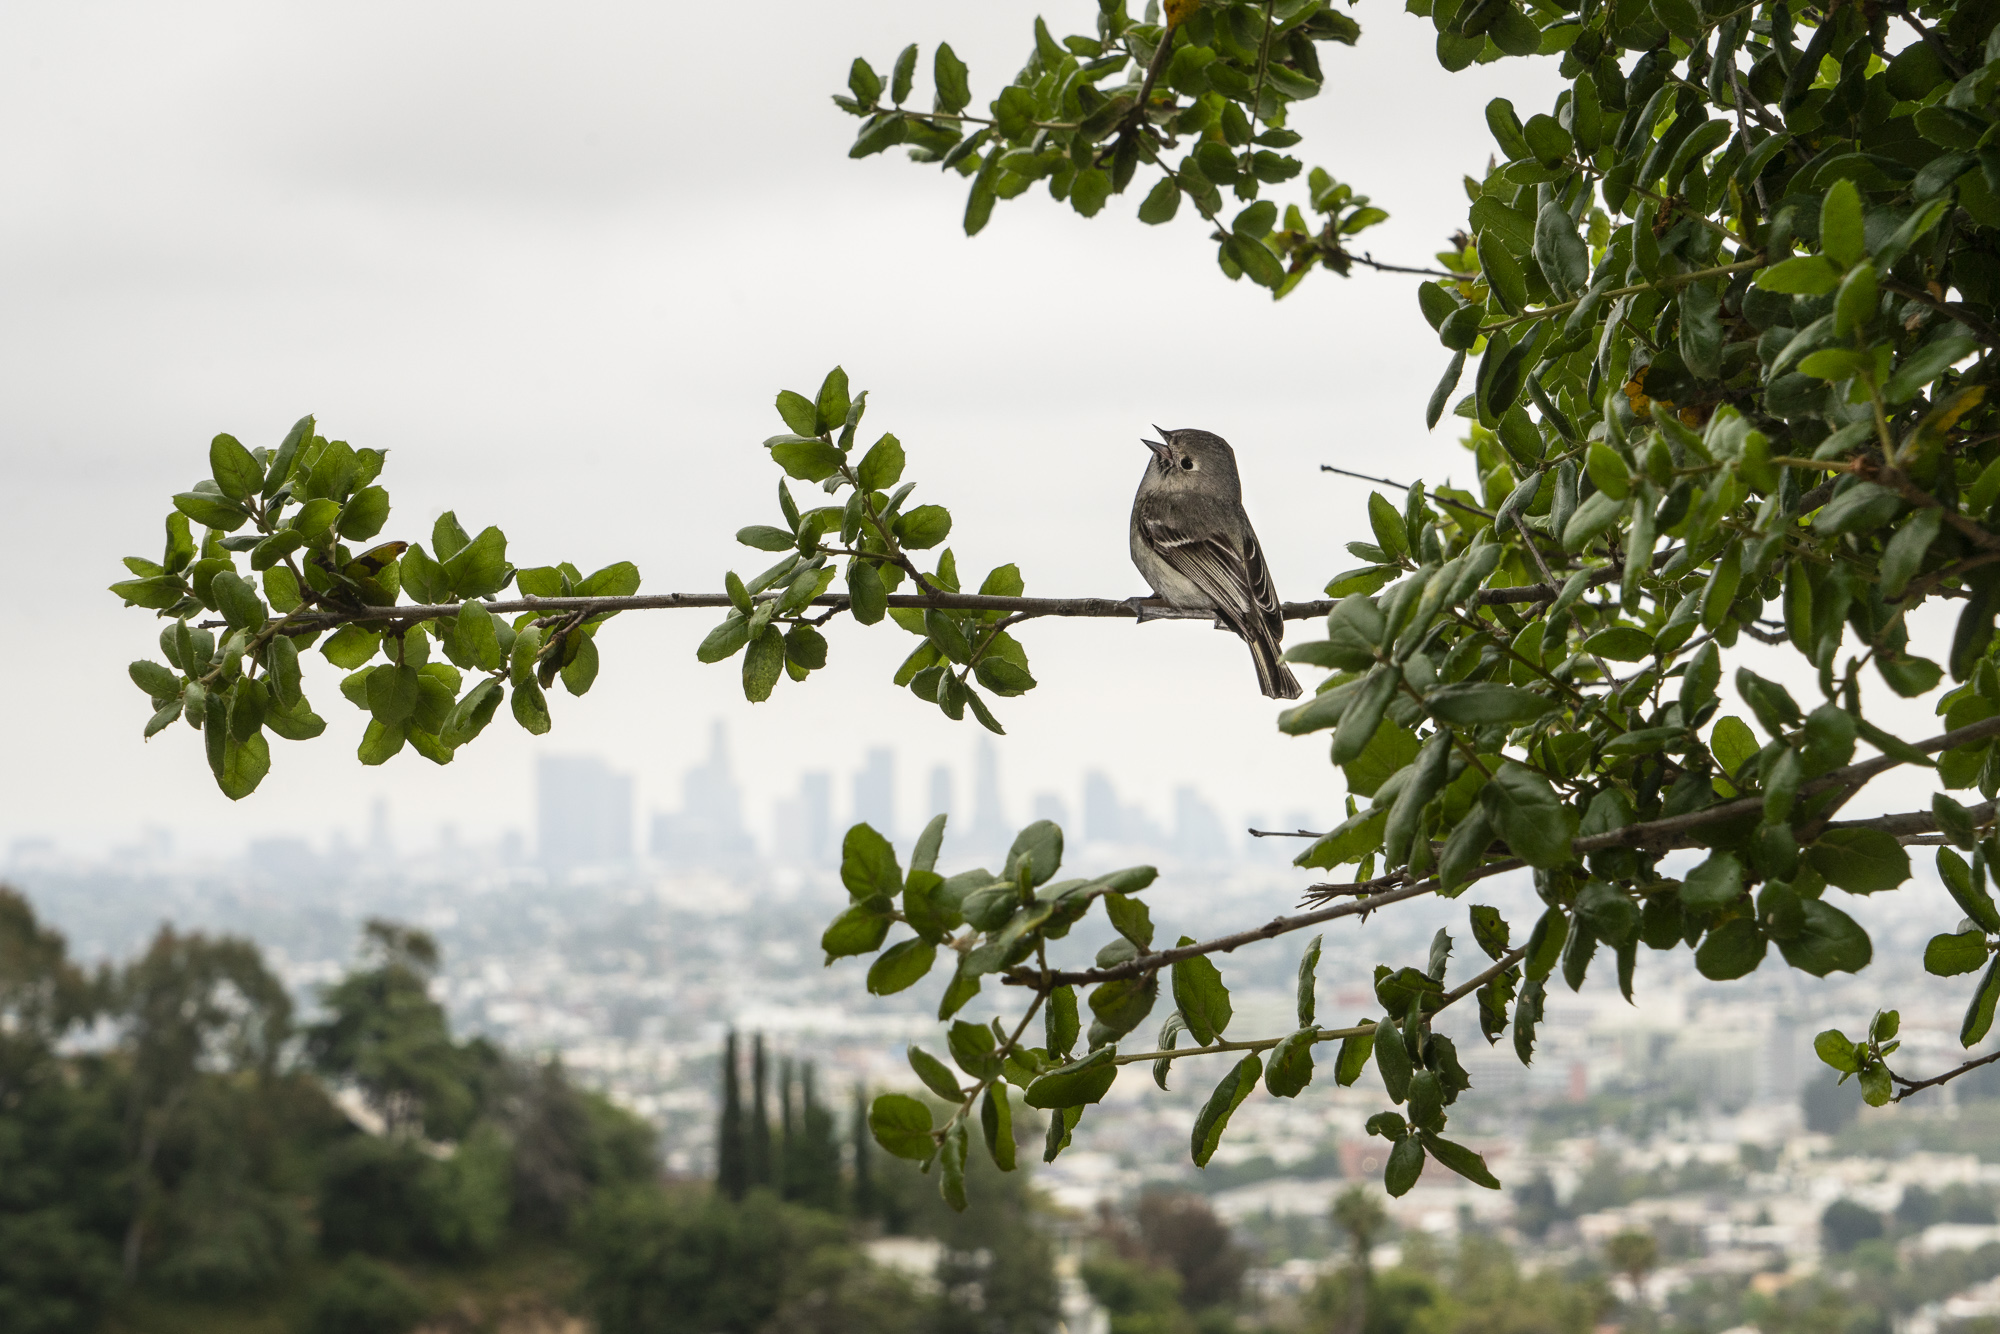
1141;433;1173;464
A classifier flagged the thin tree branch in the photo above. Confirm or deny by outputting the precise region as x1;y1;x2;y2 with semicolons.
1008;714;2000;988
1892;1047;2000;1101
231;591;1343;631
1353;253;1464;279
1880;279;2000;348
1320;466;1494;518
1110;945;1529;1067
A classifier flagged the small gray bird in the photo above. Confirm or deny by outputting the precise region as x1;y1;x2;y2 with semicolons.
1130;427;1301;700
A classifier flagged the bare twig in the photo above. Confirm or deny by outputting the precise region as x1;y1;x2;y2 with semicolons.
1353;253;1464;279
1320;466;1494;519
1880;280;2000;348
1892;1046;2000;1101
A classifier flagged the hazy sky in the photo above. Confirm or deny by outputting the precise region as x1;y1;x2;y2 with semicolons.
6;3;1931;860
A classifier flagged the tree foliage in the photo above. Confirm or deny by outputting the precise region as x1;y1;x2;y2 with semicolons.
104;0;2000;1207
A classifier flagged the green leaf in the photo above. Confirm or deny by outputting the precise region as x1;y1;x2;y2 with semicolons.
820;902;892;959
737;525;796;552
1332;1024;1375;1086
1190;1054;1261;1167
1104;893;1154;949
1681;852;1745;910
1887;337;1981;405
1384;1135;1426;1196
743;625;785;701
981;1084;1016;1172
1755;254;1843;295
1004;820;1063;887
1296;933;1323;1030
1171;938;1232;1045
1367;492;1410;559
857;434;905;491
895;505;953;549
907;1045;964;1100
129;660;181;701
1479;761;1575;869
337;486;390;541
1821;178;1865;267
775;390;819;437
869;1093;936;1160
1778;900;1873;976
209;433;262;501
1265;1029;1316;1099
1926;929;1989;977
1695;918;1766;980
934;42;971;114
1023;1047;1118;1109
357;718;407;766
814;367;851;436
868;939;938;995
842;824;903;900
443;526;510;599
848;560;888;625
769;438;846;482
510;678;551;735
1967;956;2000;1047
1373;1017;1412;1102
215;730;270;800
1582;626;1653;661
938;1122;969;1211
1941;846;2000;932
1807;829;1912;894
1533;200;1589;298
947;1020;1001;1079
1710;715;1758;778
1046;985;1080;1060
1425;683;1559;725
1420;1134;1501;1189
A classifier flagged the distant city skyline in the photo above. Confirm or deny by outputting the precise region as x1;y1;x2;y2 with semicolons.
513;721;1313;872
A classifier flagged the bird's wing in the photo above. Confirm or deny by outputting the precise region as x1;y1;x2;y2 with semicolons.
1238;525;1285;642
1135;506;1264;630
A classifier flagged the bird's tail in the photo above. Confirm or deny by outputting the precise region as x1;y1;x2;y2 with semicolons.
1247;629;1302;700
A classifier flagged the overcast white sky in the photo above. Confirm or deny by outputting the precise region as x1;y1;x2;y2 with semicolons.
13;2;1921;862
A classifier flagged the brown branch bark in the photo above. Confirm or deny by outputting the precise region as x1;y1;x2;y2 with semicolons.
1892;1047;2000;1101
249;592;1342;630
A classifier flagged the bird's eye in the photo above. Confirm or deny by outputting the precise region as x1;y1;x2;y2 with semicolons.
1180;457;1195;470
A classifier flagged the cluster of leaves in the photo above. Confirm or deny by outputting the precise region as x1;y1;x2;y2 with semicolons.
822;0;2000;1201
695;367;1038;732
112;0;2000;1209
834;0;1387;295
109;416;639;797
829;813;1505;1209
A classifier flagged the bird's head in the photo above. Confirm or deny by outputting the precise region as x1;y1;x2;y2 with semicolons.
1140;426;1240;486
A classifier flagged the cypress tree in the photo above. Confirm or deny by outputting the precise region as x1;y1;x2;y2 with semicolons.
790;1061;844;1213
778;1055;796;1199
717;1031;747;1200
749;1033;772;1189
850;1082;874;1221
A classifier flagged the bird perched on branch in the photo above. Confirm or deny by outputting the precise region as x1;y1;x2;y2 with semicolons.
1130;427;1301;700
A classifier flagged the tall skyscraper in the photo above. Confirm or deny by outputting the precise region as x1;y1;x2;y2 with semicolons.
852;748;896;842
1083;771;1123;844
537;755;635;870
1031;792;1071;832
967;738;1010;853
1081;771;1167;850
1173;786;1230;863
774;772;832;865
927;765;955;825
651;721;757;865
